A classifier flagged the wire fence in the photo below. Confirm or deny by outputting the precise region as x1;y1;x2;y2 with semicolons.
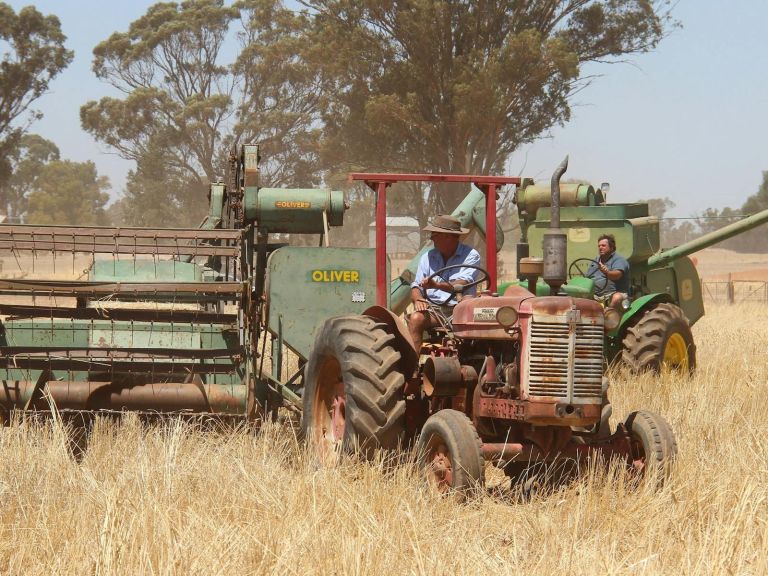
701;280;768;304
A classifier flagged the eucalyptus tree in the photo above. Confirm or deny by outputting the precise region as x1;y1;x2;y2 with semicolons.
25;160;110;225
0;3;72;190
1;134;60;221
301;0;675;214
82;0;329;225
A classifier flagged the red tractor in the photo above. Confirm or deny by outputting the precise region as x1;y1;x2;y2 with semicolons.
302;158;677;494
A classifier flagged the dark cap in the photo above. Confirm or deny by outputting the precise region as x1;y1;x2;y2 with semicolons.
422;214;469;235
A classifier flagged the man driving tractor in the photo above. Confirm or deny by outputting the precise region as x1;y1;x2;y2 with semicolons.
587;233;630;309
408;215;480;351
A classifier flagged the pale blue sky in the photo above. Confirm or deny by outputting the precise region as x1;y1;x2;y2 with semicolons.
7;1;768;217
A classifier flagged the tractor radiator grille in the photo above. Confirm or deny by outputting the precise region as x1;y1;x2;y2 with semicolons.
526;319;603;400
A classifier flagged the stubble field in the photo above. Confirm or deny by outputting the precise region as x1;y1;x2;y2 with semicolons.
0;302;765;575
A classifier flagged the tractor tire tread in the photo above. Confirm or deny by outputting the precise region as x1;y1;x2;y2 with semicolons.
303;314;405;456
417;409;484;498
621;303;696;373
625;410;677;482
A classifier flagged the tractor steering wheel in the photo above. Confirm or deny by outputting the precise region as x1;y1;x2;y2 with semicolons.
568;258;608;293
420;264;490;306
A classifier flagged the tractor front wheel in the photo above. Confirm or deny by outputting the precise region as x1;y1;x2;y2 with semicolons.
302;315;405;463
416;409;484;499
624;410;677;485
621;303;696;373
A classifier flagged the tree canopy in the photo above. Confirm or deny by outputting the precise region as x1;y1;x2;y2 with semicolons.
0;3;73;189
81;0;238;185
25;160;110;225
302;0;674;213
0;133;60;221
81;0;326;225
81;0;675;228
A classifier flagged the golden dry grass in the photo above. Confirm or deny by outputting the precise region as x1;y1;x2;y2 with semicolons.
0;306;766;575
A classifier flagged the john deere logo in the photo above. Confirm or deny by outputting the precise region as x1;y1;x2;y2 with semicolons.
312;270;360;283
681;279;693;301
568;227;590;242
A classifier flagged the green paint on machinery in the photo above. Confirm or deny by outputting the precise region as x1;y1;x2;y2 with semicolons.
0;144;353;420
509;179;768;372
266;247;385;359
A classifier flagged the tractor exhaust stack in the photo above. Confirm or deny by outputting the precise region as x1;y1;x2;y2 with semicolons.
542;155;569;295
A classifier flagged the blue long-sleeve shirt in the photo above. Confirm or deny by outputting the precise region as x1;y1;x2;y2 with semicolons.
411;243;481;305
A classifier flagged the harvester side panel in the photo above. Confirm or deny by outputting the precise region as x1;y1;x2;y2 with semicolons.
528;205;660;264
645;257;704;325
265;247;386;360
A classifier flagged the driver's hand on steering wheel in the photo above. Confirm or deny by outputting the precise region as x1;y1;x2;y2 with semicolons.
420;276;439;289
598;262;609;274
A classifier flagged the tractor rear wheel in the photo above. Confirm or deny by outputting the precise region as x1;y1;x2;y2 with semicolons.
302;315;405;463
621;303;696;373
624;410;677;485
416;409;484;499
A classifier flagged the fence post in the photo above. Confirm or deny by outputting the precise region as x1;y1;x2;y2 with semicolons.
727;273;734;305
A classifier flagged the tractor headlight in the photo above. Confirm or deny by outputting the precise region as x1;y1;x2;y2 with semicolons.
621;298;631;311
604;308;621;332
496;306;518;328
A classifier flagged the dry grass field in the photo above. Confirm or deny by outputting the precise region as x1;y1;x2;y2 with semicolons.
0;302;765;575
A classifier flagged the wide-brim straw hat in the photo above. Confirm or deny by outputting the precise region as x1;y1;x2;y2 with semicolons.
422;214;469;235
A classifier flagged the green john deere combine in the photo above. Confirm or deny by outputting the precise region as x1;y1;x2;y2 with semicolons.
507;180;768;372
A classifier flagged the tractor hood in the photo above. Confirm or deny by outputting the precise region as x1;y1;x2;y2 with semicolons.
451;287;604;339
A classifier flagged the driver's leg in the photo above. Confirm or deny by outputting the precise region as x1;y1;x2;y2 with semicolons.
408;310;432;352
609;292;624;309
408;310;436;354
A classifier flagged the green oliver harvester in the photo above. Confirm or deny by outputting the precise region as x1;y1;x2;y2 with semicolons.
0;144;512;424
0;145;372;422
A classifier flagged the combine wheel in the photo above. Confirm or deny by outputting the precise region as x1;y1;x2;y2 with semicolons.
416;409;484;499
302;315;405;463
621;303;696;374
624;410;677;485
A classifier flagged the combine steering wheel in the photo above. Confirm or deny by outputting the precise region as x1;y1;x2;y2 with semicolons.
568;258;608;293
421;264;490;306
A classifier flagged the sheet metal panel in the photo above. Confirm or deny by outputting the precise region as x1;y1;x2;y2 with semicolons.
266;247;385;360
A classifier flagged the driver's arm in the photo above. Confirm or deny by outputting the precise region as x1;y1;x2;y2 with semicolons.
598;261;623;281
414;276;467;308
420;276;468;293
450;250;481;299
411;286;429;311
